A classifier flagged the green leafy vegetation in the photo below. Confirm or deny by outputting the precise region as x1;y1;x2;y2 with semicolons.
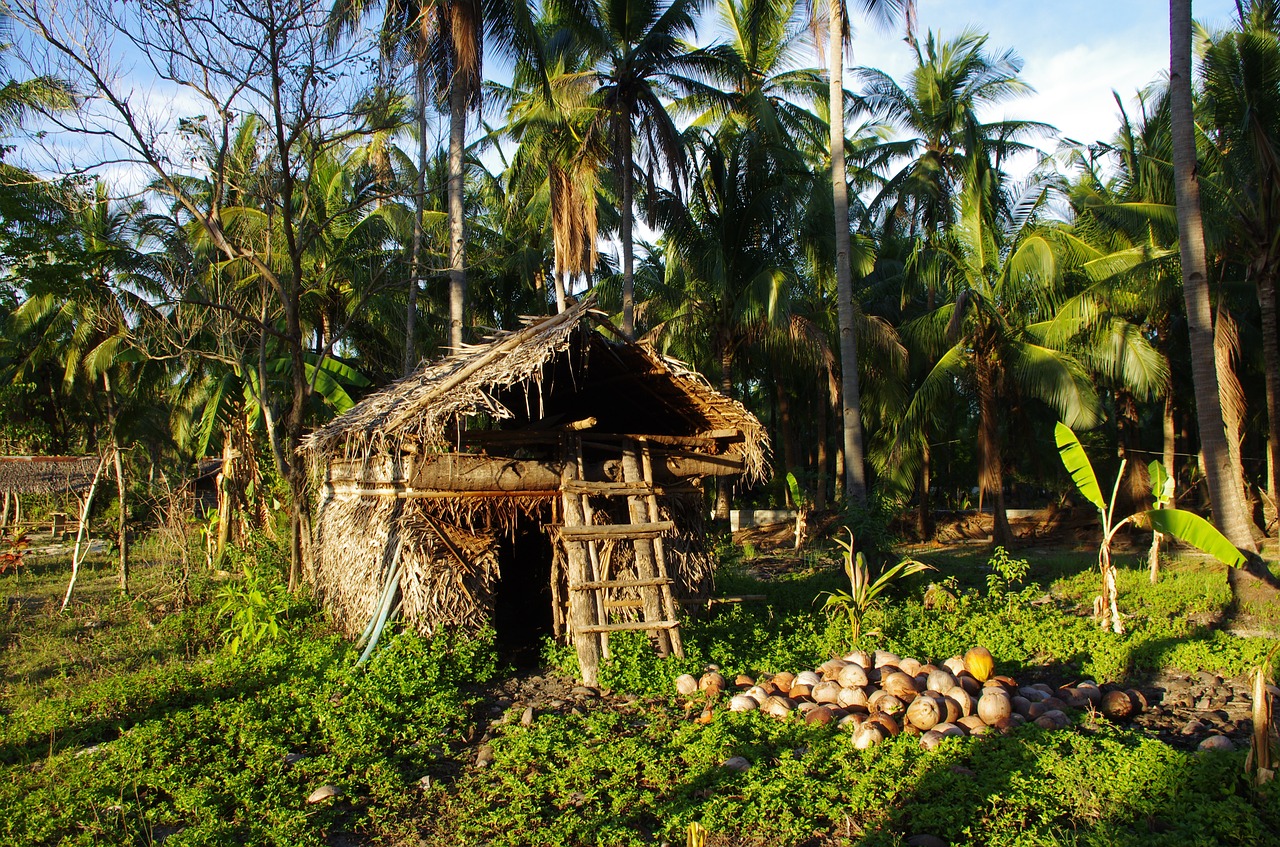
2;534;1279;846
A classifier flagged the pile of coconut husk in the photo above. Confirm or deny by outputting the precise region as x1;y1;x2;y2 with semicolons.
675;647;1151;751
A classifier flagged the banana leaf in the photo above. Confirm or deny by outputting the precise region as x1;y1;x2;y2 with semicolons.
1054;422;1105;513
1140;509;1245;568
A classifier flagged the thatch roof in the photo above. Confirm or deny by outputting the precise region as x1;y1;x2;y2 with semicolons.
0;456;102;494
303;297;769;482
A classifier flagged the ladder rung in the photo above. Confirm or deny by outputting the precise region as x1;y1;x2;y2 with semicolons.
558;521;674;541
579;620;681;633
571;577;674;590
562;480;659;496
603;599;643;610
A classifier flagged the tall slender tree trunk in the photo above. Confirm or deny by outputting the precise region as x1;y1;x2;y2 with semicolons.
447;79;467;352
776;375;799;505
816;385;829;511
1257;269;1280;531
828;0;867;505
975;351;1012;546
1170;0;1275;602
404;64;429;375
715;337;735;520
620;122;636;340
917;435;932;540
103;372;127;595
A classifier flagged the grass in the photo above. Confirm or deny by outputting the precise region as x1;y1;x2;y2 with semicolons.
0;530;1277;846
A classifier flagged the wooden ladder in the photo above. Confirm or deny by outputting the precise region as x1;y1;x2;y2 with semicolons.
559;435;684;685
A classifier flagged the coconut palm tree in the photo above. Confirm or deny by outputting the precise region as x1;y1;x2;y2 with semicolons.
1168;0;1260;559
567;0;707;339
646;126;800;517
1199;1;1280;526
495;16;610;311
805;0;914;504
857;29;1050;243
896;180;1102;546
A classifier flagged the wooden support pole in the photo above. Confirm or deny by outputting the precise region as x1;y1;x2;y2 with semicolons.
576;448;610;661
641;441;683;658
560;436;600;686
622;439;670;654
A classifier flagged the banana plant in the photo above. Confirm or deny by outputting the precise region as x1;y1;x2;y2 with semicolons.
818;528;934;647
1054;422;1244;633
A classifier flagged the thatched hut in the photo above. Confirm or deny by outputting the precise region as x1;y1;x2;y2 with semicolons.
303;298;769;683
0;455;101;494
0;455;105;533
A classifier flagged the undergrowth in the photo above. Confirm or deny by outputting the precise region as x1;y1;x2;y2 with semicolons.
2;534;1278;846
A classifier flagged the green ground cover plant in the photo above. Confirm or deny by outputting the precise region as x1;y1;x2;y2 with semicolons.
1;533;1277;846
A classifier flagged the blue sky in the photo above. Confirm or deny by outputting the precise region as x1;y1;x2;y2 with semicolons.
848;0;1241;154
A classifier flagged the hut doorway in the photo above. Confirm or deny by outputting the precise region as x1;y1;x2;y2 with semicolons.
493;514;554;667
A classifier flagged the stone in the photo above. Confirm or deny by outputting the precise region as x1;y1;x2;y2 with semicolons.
1197;735;1235;753
306;785;342;804
520;706;534;727
722;756;751;773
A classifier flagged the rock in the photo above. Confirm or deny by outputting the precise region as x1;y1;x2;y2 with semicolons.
571;685;599;698
307;785;343;804
1180;719;1205;736
1197;735;1235;753
722;756;751;773
283;752;308;765
475;745;495;767
520;706;535;727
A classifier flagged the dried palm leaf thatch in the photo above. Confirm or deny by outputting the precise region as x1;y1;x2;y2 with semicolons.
313;493;506;637
312;496;404;637
302;297;770;484
398;508;499;635
0;456;102;494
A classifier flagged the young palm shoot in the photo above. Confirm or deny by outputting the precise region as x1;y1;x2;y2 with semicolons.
819;529;933;647
1054;423;1245;633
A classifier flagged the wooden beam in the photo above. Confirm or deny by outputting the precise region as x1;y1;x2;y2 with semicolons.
410;453;564;491
557;521;674;541
579;620;680;633
327;487;560;500
571;576;674;590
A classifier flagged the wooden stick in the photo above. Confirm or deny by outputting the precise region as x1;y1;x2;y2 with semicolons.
62;454;107;612
559;436;600;686
557;521;674;540
642;441;683;658
622;440;669;654
579;620;679;633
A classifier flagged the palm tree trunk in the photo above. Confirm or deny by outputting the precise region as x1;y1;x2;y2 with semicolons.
776;376;799;504
828;0;867;505
1170;0;1256;552
715;338;735;520
404;64;428;376
620;121;636;340
447;79;467;352
1170;0;1273;601
815;385;829;511
1257;268;1280;532
917;435;932;540
975;351;1012;546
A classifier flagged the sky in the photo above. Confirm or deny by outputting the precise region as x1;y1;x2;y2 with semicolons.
12;0;1246;195
846;0;1241;156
